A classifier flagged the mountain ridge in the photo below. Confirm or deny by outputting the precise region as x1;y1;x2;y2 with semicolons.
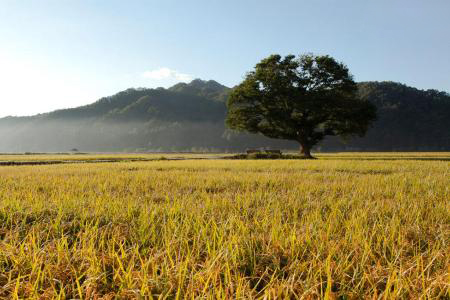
0;79;449;152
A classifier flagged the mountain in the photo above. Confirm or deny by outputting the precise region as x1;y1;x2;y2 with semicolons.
0;80;449;152
0;80;291;152
168;79;231;102
352;82;450;151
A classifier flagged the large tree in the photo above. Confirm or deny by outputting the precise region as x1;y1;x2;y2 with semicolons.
226;54;377;158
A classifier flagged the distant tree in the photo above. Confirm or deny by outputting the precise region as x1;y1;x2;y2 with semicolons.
226;54;377;158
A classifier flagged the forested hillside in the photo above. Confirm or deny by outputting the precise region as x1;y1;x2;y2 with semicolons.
0;80;448;152
356;82;450;150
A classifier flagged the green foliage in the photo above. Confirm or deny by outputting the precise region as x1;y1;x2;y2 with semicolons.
226;54;377;157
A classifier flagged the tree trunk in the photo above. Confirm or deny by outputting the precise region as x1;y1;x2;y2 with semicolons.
300;143;314;159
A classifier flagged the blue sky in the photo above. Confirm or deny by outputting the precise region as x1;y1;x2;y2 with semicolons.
0;0;449;117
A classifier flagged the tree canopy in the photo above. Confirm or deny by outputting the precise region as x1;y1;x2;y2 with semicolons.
226;54;377;157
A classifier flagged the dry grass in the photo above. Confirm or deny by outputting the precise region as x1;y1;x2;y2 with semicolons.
0;154;448;298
